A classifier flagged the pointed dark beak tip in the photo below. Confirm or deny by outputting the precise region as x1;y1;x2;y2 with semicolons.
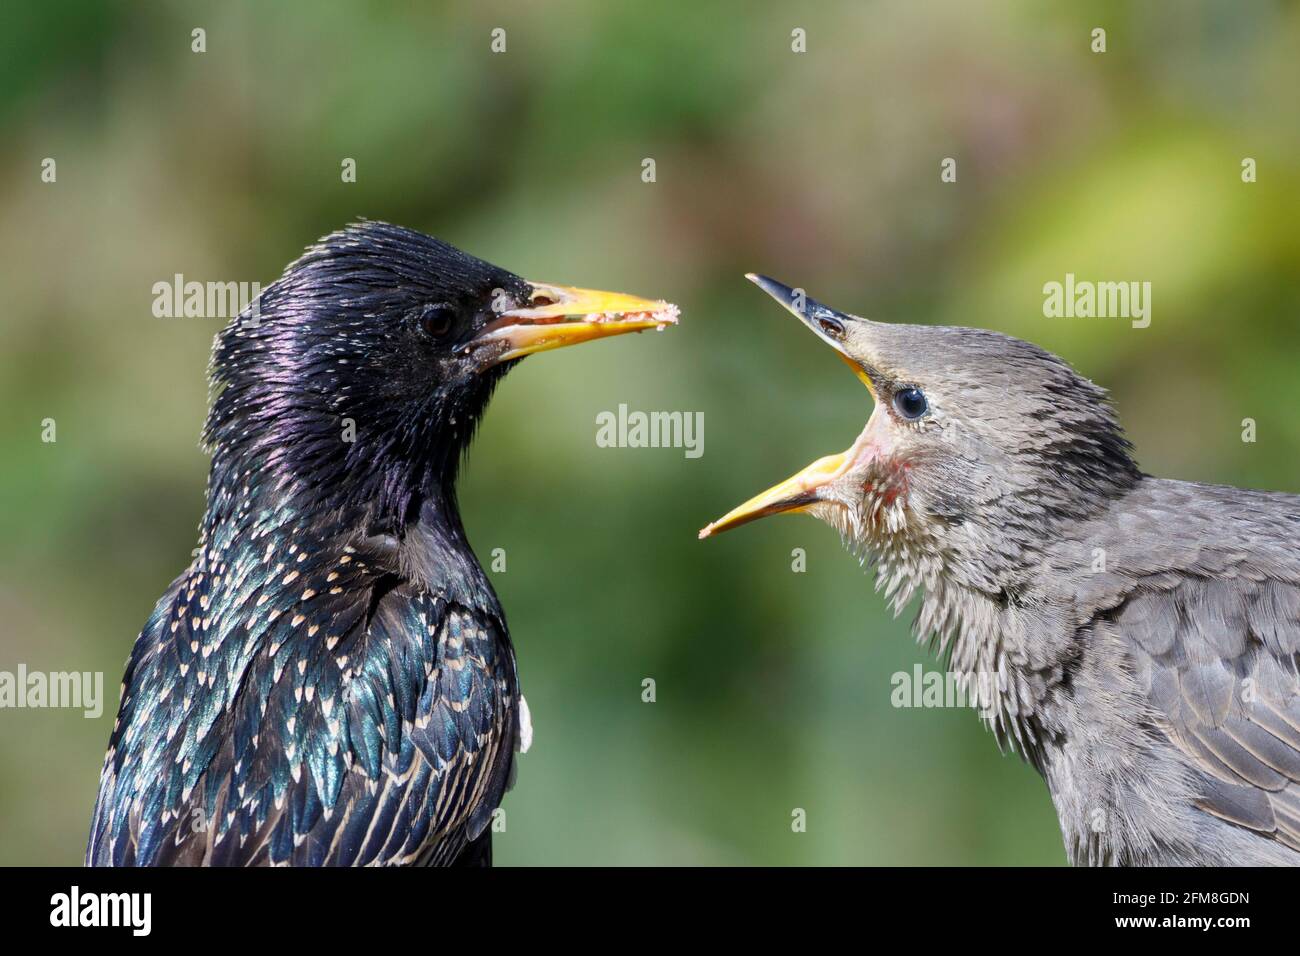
745;273;798;307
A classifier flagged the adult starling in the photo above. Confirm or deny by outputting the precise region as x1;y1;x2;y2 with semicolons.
88;221;677;866
701;275;1300;866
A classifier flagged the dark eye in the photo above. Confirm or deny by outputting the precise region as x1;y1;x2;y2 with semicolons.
816;314;845;340
892;386;929;420
419;304;455;339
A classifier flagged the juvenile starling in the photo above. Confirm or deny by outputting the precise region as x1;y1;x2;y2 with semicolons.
88;221;678;866
701;275;1300;866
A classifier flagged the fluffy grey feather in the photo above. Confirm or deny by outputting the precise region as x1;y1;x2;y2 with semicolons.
707;277;1300;866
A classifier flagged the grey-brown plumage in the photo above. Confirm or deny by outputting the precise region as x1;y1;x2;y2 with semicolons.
702;276;1300;866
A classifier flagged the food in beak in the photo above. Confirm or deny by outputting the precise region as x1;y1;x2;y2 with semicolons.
476;283;679;366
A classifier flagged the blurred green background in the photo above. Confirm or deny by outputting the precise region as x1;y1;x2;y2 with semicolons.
2;0;1298;866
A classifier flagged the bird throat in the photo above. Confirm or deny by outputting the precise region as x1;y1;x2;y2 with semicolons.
843;486;1050;761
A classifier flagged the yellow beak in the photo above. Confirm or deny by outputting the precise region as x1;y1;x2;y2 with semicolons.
476;282;678;366
698;450;850;538
700;272;884;540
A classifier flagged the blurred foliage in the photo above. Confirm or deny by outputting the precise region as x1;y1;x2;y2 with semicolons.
1;0;1297;865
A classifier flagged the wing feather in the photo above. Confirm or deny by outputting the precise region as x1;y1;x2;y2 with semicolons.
1114;575;1300;854
88;534;518;867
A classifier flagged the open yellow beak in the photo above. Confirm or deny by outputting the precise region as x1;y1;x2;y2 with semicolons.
698;450;851;538
699;272;882;540
476;282;678;367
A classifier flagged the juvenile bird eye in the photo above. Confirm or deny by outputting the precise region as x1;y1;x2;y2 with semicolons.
816;315;845;340
892;386;928;420
419;304;454;338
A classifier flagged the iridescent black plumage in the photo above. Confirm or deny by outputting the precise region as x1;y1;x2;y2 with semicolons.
89;223;537;865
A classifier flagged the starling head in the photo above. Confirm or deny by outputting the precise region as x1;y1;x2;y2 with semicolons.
205;221;677;529
700;275;1140;589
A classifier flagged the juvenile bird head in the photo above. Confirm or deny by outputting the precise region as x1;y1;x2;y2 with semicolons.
204;221;677;530
700;275;1140;594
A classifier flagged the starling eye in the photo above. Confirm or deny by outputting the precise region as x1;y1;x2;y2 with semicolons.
419;304;455;339
816;315;845;340
892;386;928;420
